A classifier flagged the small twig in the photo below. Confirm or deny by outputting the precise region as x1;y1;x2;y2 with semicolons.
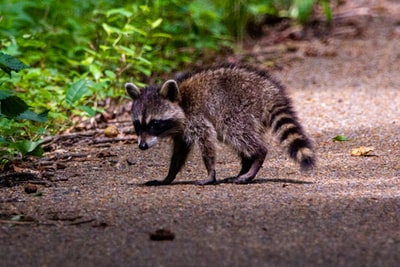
90;136;137;145
42;152;90;160
106;120;133;125
117;63;132;77
49;215;83;222
41;130;105;148
0;219;35;225
69;218;96;226
26;180;50;185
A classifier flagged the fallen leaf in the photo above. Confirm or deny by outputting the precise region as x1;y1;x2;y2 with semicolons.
31;192;43;197
104;125;119;138
11;215;24;221
333;135;351;141
351;146;375;157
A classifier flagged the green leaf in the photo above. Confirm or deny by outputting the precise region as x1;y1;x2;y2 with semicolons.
106;8;133;18
17;110;48;122
66;80;89;105
89;64;102;80
333;135;351;142
102;23;122;35
10;139;44;156
78;105;97;117
0;52;29;76
104;70;116;79
151;18;163;29
136;56;152;65
11;215;24;221
152;33;172;39
321;0;332;24
0;96;29;118
0;90;12;100
19;39;47;49
291;0;316;23
116;45;135;56
0;136;8;144
124;24;147;36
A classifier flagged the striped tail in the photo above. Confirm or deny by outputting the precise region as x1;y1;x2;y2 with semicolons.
268;97;315;171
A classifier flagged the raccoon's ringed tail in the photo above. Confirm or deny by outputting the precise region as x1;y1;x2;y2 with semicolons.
297;146;315;171
269;107;315;171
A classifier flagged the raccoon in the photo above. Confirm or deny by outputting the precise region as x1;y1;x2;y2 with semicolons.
125;64;315;186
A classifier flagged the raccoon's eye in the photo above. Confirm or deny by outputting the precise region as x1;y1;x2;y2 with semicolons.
148;119;160;129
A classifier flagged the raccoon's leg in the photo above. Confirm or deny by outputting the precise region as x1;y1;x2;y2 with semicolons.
224;132;267;184
145;138;192;186
238;153;254;176
195;126;217;185
232;149;267;184
195;151;217;185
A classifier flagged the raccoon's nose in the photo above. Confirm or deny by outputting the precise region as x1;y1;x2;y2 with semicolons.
139;142;149;150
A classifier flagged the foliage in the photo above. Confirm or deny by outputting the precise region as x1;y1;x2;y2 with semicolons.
290;0;332;24
207;0;332;41
0;53;47;163
0;52;29;76
0;0;330;167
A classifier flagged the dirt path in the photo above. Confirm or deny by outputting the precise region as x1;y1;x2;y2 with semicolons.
1;1;399;267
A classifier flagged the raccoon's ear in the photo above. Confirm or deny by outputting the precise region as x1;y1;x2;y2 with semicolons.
125;82;141;100
159;79;179;102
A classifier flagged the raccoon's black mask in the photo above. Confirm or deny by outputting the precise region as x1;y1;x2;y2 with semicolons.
125;80;186;150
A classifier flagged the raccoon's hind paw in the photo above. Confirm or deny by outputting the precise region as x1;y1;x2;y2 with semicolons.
144;180;168;186
195;172;217;185
222;176;255;184
195;178;217;186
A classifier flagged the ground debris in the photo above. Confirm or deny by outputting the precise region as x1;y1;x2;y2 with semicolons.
0;214;36;225
41;129;136;150
24;183;38;194
149;229;175;241
0;172;40;187
46;211;96;226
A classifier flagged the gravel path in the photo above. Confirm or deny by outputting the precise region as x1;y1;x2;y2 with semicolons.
1;1;399;267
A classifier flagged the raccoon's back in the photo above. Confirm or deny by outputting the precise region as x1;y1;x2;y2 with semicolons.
177;64;316;170
177;65;280;116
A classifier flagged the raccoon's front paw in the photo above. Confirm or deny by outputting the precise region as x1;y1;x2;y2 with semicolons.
144;180;166;186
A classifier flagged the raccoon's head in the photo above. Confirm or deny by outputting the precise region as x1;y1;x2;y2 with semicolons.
125;80;185;150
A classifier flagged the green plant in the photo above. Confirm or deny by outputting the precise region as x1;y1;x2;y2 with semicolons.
214;0;333;41
290;0;332;24
0;52;48;165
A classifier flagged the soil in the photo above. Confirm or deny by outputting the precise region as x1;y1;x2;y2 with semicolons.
1;1;400;266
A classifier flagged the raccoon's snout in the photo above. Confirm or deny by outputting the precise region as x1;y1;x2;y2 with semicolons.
139;142;149;150
138;136;158;150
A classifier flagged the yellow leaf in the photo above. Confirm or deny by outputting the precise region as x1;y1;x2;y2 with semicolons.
351;146;375;157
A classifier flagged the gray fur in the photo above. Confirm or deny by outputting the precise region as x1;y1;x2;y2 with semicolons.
126;64;315;185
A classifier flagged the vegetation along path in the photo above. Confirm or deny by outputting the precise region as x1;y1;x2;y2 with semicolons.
1;1;400;266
